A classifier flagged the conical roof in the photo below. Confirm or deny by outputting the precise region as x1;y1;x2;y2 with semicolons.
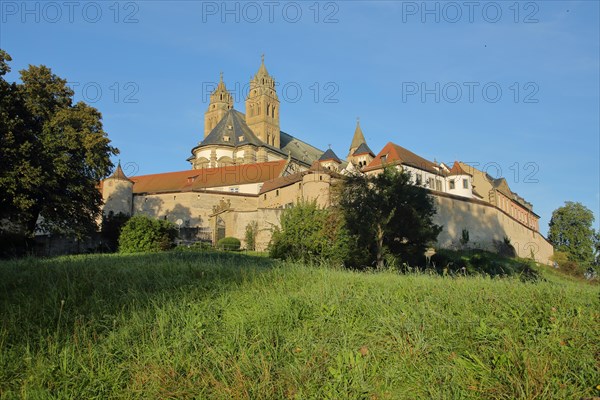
319;148;342;163
209;72;233;105
256;54;269;76
353;142;374;157
349;119;367;152
107;162;134;183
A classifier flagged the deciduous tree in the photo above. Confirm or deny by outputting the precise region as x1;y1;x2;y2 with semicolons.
337;167;442;269
548;202;595;267
0;50;117;238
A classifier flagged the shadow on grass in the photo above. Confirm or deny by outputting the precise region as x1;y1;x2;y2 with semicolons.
0;250;277;348
428;249;540;281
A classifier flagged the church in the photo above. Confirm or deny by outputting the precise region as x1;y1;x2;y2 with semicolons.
101;58;553;263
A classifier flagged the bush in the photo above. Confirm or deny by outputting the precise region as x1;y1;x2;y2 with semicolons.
269;200;350;264
118;215;178;253
217;237;241;251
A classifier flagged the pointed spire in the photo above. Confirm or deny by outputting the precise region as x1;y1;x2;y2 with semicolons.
349;117;367;153
210;72;233;106
107;161;133;182
256;53;269;76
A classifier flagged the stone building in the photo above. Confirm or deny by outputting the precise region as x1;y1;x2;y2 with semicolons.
101;58;553;263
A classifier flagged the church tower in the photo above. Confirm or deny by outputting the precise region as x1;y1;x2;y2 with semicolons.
204;72;233;138
347;118;375;169
348;118;367;157
245;55;281;148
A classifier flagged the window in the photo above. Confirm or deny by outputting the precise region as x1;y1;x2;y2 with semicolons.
381;154;387;163
238;136;244;142
435;179;442;191
263;194;266;200
223;136;230;142
276;189;279;196
449;179;455;190
230;187;239;193
416;174;422;185
463;179;469;189
428;178;434;188
298;183;302;189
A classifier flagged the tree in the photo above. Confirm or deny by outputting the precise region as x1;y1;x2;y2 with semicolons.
594;230;600;267
337;167;442;269
548;202;595;267
0;50;117;238
244;221;258;251
101;211;131;252
118;215;177;253
269;200;350;264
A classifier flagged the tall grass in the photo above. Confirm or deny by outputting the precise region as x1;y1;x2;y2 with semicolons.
1;252;598;399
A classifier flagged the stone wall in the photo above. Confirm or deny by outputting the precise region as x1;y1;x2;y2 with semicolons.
432;192;553;264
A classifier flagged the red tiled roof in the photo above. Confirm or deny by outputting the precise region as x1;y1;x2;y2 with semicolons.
364;142;440;174
125;160;286;194
447;161;472;176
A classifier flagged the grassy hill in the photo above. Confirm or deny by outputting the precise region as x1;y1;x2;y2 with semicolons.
1;251;598;399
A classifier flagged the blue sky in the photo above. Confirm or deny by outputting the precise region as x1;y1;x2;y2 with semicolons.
1;0;599;235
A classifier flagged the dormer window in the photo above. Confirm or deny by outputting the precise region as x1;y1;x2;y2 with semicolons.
238;136;244;141
223;136;230;142
381;154;388;163
227;125;233;130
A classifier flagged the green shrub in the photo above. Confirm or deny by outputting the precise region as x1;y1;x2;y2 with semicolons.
244;221;258;251
269;200;350;264
118;215;177;253
217;237;241;251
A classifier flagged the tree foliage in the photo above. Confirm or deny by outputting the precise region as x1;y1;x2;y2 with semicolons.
0;50;117;238
101;212;130;252
337;167;442;268
118;215;177;254
244;221;258;251
548;202;595;267
269;200;350;264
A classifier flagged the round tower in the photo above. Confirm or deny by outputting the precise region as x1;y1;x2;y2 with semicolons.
102;162;134;216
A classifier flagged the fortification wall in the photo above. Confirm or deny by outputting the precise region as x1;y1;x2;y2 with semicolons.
432;193;553;264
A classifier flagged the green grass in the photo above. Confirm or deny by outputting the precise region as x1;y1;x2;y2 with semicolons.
1;252;598;399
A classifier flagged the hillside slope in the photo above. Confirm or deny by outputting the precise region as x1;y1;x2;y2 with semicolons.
1;252;598;399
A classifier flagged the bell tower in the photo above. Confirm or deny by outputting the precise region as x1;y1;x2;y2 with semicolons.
245;55;280;147
204;72;233;138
